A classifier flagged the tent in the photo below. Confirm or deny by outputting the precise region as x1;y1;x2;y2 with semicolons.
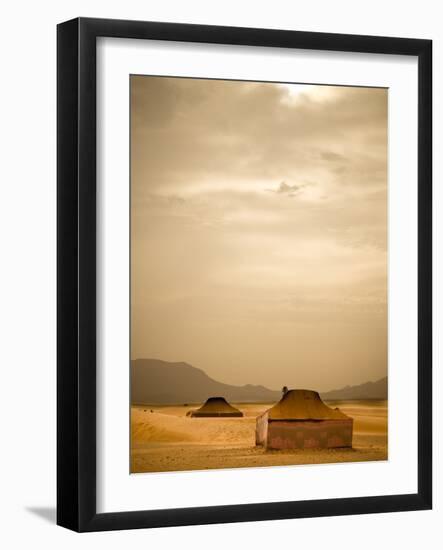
256;389;353;449
188;396;243;417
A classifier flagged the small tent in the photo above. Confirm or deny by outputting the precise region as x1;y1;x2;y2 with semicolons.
188;397;243;417
256;389;352;449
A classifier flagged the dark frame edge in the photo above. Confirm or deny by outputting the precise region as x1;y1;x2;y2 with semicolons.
417;39;432;510
77;493;429;532
57;17;80;532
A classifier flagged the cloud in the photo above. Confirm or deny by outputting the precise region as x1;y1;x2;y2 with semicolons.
320;151;345;162
131;78;387;199
130;76;388;389
269;181;305;197
167;195;185;205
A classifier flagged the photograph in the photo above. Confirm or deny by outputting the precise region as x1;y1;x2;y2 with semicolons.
130;75;388;474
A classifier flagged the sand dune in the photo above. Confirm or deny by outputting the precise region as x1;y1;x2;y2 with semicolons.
131;400;388;473
325;400;388;435
132;407;253;445
132;404;282;445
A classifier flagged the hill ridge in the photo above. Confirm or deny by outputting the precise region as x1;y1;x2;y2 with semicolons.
321;376;388;400
131;358;280;404
131;358;387;404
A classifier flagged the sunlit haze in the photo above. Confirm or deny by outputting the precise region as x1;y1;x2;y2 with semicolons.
131;76;387;392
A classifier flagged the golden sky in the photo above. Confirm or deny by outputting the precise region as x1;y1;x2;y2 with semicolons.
131;76;387;392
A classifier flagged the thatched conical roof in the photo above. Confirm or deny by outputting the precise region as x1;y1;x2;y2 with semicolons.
266;389;350;421
189;396;243;417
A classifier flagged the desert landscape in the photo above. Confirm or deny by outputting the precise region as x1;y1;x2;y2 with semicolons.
130;78;389;475
131;399;387;473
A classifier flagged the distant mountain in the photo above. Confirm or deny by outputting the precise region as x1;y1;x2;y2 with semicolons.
321;377;388;400
131;359;282;405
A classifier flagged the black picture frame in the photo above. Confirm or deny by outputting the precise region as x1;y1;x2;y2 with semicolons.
57;17;432;532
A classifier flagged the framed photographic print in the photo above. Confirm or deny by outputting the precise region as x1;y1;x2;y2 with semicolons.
57;17;432;531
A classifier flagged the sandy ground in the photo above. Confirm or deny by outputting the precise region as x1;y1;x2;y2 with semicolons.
131;401;388;473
